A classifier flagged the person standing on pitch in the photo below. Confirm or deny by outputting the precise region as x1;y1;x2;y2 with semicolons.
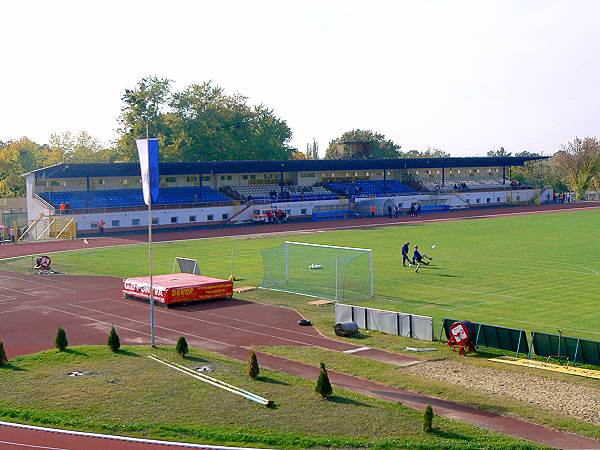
402;242;412;267
413;245;433;273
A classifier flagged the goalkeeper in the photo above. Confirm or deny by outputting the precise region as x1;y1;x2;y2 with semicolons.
413;245;433;273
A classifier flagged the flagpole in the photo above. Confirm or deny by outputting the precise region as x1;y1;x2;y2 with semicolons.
147;123;156;348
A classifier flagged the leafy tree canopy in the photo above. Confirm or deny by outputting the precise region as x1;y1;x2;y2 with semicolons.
116;77;294;162
325;129;402;159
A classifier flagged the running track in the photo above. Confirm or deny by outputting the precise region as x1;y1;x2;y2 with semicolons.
1;203;600;449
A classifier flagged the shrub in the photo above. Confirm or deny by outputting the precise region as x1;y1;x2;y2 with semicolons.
315;362;333;399
0;341;7;366
423;404;434;432
176;336;189;358
247;348;260;379
107;326;120;352
55;326;68;352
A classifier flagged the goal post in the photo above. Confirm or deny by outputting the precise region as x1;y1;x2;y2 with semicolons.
172;257;201;275
261;241;374;301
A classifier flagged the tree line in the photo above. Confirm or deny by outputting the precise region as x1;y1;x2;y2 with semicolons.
1;76;599;198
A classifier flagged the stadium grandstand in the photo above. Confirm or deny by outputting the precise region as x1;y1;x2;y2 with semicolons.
23;156;548;234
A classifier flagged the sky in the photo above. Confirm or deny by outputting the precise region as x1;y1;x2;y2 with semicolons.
2;0;599;157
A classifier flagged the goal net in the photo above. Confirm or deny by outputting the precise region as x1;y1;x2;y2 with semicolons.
260;241;373;301
172;257;201;275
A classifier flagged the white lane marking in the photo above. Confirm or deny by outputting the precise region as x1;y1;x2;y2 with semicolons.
343;347;370;354
0;421;270;449
65;304;235;348
70;302;329;349
0;439;69;449
42;306;173;344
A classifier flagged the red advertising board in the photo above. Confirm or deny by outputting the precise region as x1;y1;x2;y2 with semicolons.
123;273;233;305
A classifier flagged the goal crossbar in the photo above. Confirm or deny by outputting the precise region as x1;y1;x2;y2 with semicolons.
285;241;372;252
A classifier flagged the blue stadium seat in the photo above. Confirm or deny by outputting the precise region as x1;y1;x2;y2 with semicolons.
325;180;416;197
39;187;232;210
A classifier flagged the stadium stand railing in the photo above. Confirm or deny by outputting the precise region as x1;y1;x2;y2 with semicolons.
325;180;416;197
38;187;234;213
440;318;528;357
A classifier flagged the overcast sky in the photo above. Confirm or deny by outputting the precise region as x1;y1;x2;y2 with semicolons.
2;0;599;156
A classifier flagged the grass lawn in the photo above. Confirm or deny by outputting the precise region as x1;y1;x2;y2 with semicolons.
0;345;539;449
3;208;599;340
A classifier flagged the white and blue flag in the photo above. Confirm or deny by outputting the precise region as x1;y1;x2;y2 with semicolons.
136;138;160;205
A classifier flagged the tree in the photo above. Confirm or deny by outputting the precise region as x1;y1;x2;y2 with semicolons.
55;326;68;352
115;76;173;162
404;147;450;158
315;362;333;399
176;336;189;358
116;78;294;162
0;341;7;367
487;147;512;157
553;137;600;199
247;348;260;380
325;129;401;159
107;326;120;352
0;138;57;197
423;405;434;432
306;139;319;159
49;131;114;163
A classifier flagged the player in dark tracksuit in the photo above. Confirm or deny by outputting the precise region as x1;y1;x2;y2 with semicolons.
402;242;412;267
413;245;433;273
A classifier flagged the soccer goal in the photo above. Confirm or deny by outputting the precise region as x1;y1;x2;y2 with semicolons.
260;241;373;301
172;257;201;275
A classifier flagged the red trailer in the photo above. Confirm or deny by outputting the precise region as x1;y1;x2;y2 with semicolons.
123;273;233;305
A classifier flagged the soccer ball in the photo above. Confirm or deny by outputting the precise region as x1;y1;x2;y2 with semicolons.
432;244;436;249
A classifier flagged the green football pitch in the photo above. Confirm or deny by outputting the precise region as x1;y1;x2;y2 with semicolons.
5;209;600;340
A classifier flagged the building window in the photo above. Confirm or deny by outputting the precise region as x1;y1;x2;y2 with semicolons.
165;177;176;183
111;220;120;227
516;196;521;201
220;176;225;181
170;217;178;223
301;208;307;215
222;213;228;220
207;214;214;221
497;197;501;202
249;175;256;180
202;176;210;181
242;175;248;180
227;175;232;180
132;218;140;226
152;218;159;225
465;199;470;204
91;222;98;229
486;198;491;203
186;176;197;182
189;215;196;222
476;198;480;204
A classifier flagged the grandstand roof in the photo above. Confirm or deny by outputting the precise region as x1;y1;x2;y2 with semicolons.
28;156;545;179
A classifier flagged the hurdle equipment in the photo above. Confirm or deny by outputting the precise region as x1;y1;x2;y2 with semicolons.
123;273;232;305
172;257;201;275
148;355;273;406
260;241;373;301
